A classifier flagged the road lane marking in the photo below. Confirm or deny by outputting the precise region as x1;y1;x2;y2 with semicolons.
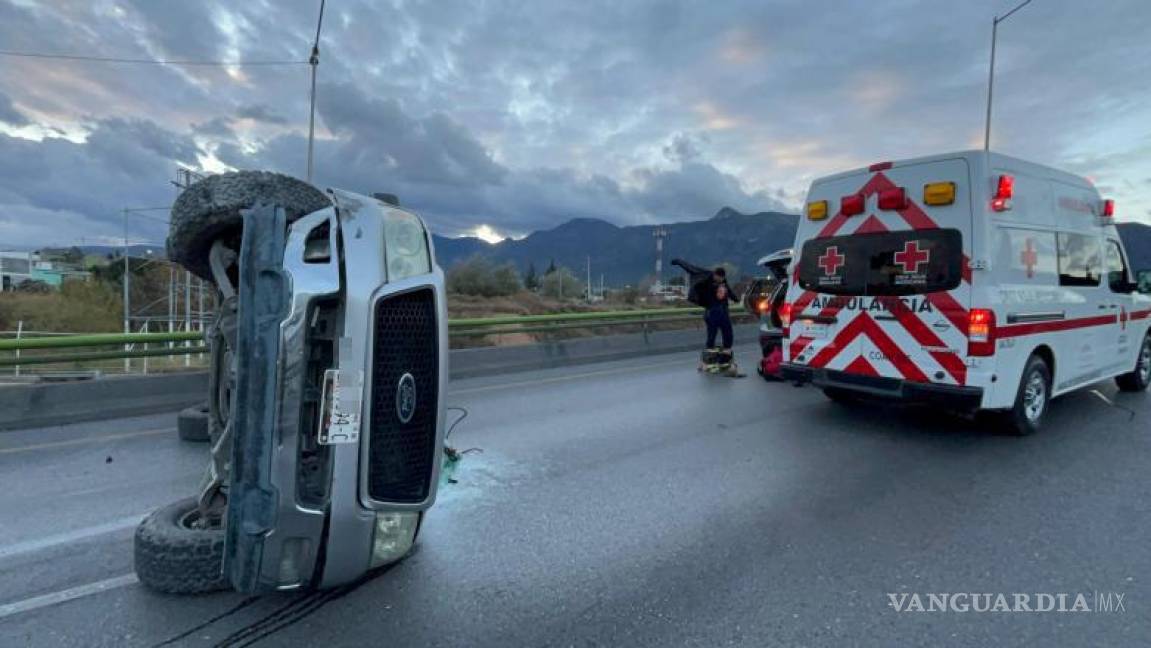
0;514;147;562
451;358;693;395
0;427;173;455
0;573;138;621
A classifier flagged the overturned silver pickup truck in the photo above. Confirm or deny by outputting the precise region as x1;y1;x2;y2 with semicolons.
134;172;447;594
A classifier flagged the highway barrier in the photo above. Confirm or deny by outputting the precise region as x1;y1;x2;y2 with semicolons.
0;310;759;430
0;307;749;370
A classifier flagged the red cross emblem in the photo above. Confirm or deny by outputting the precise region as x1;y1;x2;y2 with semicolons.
1020;238;1038;278
818;246;845;276
893;240;930;273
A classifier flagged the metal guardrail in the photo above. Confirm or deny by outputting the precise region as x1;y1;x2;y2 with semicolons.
0;307;745;368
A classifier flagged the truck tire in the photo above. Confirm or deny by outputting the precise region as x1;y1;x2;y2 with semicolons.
134;497;230;594
167;171;331;281
176;404;210;442
1115;333;1151;392
1005;354;1051;436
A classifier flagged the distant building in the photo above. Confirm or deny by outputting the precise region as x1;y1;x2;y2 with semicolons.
0;251;90;291
647;280;687;302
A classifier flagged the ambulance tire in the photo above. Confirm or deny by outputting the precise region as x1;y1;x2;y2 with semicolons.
1115;333;1151;392
822;387;863;406
1005;355;1051;436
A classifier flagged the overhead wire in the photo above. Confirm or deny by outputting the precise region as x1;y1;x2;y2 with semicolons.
0;50;307;66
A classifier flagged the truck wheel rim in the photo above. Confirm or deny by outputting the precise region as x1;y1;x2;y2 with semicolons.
1023;372;1046;421
1139;339;1151;383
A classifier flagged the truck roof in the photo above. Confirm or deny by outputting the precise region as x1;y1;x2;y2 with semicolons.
813;150;1094;192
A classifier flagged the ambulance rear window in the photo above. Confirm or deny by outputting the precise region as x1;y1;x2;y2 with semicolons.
798;229;963;296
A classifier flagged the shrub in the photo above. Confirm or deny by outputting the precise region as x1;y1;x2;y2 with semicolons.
447;257;523;297
538;266;584;300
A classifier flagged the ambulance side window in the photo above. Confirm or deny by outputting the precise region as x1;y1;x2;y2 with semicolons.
1056;232;1101;287
1105;240;1129;293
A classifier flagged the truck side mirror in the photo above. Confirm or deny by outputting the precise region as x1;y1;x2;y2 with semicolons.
1137;269;1151;294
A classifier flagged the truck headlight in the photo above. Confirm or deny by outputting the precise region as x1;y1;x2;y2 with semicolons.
384;210;431;280
369;511;420;568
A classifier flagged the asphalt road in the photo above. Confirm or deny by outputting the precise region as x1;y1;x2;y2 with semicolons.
1;346;1149;647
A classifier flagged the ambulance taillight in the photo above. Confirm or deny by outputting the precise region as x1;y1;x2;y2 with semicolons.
780;302;793;336
991;175;1013;212
841;194;865;217
877;187;908;211
968;309;997;357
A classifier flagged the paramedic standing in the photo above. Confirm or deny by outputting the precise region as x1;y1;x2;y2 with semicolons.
702;267;738;350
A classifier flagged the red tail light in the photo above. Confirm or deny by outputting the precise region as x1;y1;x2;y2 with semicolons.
780;302;793;337
992;174;1013;212
1103;199;1115;217
996;175;1014;199
877;187;907;210
968;309;996;357
841;194;865;216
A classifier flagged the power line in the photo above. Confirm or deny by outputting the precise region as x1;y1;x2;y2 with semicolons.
0;50;307;66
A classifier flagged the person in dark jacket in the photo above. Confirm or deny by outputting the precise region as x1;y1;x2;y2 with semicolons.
671;259;739;352
701;267;737;351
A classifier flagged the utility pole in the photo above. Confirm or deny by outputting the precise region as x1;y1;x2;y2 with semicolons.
184;270;192;367
122;209;130;372
586;255;591;303
984;0;1034;151
652;226;669;293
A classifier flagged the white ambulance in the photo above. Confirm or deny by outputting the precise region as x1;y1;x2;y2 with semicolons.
780;150;1151;434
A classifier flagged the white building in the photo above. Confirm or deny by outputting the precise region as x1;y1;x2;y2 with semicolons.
0;251;34;292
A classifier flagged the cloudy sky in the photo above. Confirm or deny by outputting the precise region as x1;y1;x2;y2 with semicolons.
0;0;1148;249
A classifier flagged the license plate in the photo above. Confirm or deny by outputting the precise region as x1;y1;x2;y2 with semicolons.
318;369;363;445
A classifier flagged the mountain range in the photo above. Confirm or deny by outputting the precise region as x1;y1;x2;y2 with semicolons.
37;210;1151;286
434;209;1151;286
433;207;799;285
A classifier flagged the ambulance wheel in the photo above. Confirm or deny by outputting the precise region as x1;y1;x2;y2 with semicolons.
1115;333;1151;392
823;387;862;406
1006;354;1051;436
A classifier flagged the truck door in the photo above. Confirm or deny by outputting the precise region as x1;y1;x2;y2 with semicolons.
1054;231;1107;385
1103;238;1135;377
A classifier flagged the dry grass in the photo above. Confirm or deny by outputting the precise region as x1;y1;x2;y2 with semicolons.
0;281;122;334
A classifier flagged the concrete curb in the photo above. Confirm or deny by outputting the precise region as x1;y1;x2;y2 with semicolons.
449;323;758;380
0;323;759;431
0;372;208;432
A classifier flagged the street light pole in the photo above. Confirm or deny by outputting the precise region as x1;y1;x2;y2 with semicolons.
306;0;326;182
984;0;1034;151
122;209;130;372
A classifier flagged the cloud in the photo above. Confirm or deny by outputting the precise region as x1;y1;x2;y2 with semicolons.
0;0;1149;251
0;119;203;247
235;104;289;125
0;91;29;126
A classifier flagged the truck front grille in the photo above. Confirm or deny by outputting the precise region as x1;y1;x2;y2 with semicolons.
367;288;439;503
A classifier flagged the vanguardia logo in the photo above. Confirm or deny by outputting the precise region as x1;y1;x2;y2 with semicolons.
886;592;1126;613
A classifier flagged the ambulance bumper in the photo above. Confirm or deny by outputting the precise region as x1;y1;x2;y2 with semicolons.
781;363;984;410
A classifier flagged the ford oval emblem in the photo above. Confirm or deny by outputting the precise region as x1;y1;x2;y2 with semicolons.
396;373;417;424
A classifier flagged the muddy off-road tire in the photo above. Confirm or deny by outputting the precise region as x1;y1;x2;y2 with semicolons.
176;404;210;442
167;171;331;280
134;497;230;594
